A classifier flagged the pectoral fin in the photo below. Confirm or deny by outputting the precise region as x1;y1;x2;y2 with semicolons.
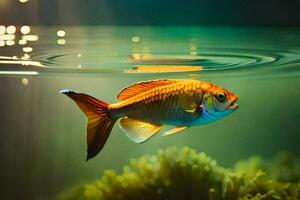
119;117;162;143
161;126;188;136
179;93;197;113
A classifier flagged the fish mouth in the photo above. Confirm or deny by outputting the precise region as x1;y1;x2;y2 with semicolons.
228;99;239;110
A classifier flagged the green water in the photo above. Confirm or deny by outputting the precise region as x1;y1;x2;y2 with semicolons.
0;26;299;200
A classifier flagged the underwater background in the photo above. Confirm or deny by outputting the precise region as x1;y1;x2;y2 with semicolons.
0;1;300;200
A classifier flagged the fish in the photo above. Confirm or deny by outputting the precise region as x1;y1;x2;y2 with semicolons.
60;79;239;160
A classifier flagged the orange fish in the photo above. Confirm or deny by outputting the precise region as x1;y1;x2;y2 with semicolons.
61;79;238;160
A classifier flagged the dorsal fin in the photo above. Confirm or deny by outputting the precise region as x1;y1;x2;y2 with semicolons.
117;79;178;100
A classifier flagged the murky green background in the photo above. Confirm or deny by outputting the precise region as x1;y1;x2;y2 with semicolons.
0;26;299;200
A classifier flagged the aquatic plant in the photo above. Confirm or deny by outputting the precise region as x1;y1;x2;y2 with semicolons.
58;147;300;200
235;151;300;183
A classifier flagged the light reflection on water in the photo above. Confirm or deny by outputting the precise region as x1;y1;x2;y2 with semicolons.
20;25;31;34
0;26;299;77
0;25;39;66
124;65;203;73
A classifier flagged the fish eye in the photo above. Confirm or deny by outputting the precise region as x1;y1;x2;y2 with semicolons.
216;92;226;102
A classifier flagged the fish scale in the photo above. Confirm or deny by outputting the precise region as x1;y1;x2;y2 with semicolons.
111;86;202;125
108;80;215;124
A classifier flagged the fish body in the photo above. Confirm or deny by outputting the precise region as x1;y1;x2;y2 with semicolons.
61;79;238;160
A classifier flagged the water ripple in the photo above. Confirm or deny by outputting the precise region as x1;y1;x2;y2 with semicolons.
0;47;299;78
0;25;299;79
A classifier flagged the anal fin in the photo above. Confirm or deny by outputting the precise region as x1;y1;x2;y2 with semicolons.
119;117;162;143
161;126;188;136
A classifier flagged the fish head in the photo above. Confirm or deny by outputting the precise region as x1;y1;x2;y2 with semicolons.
202;85;239;121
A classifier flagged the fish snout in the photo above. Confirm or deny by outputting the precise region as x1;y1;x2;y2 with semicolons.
228;96;239;110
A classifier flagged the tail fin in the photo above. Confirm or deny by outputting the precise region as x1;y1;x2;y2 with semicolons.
60;89;116;161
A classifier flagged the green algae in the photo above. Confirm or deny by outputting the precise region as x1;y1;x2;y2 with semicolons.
234;151;300;183
58;147;300;200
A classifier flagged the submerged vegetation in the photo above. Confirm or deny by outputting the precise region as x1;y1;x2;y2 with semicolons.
58;147;300;200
